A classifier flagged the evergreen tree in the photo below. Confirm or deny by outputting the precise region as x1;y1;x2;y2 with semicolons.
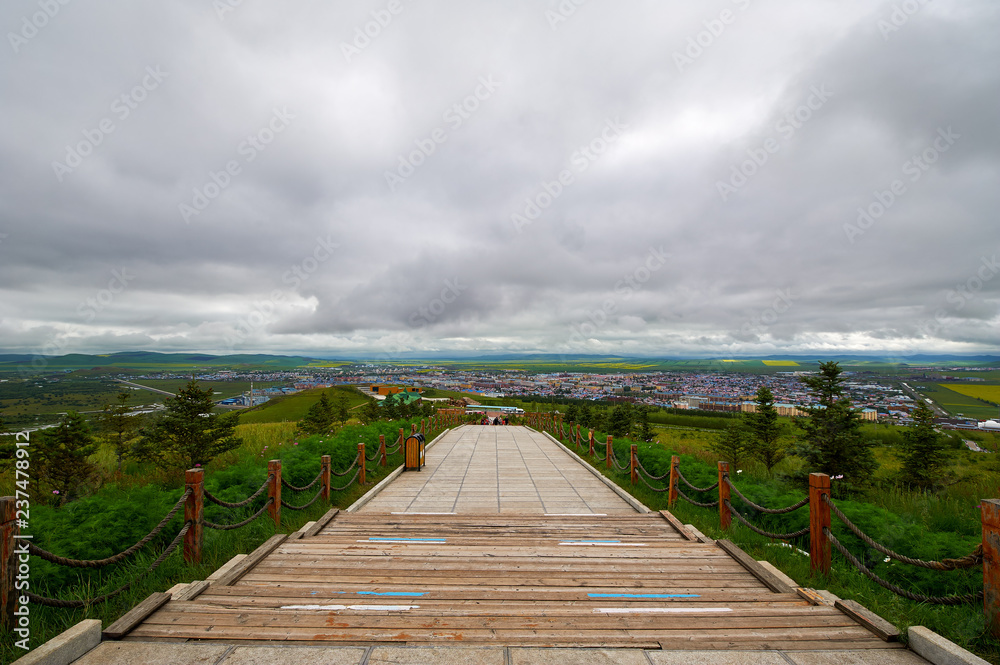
607;403;633;437
579;403;593;428
797;361;877;484
36;411;98;506
360;396;381;424
711;416;750;468
635;405;655;442
98;390;141;472
299;391;334;435
900;401;947;490
745;386;786;473
334;391;350;426
565;403;580;425
382;393;399;420
135;380;242;471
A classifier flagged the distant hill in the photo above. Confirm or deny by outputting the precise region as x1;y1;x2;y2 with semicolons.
0;351;327;372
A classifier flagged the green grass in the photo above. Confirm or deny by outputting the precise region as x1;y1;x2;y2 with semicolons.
236;386;369;424
0;416;445;662
912;383;999;420
540;423;1000;663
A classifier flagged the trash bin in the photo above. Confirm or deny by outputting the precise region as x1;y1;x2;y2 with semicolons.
405;432;426;471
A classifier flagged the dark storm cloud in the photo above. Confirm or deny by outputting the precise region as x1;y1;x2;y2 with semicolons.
1;0;997;358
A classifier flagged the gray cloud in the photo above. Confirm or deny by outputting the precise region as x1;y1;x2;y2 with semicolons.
1;0;998;358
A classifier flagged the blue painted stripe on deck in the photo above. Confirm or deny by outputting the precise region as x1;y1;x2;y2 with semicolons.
367;537;446;542
357;591;427;597
587;593;701;599
561;540;620;543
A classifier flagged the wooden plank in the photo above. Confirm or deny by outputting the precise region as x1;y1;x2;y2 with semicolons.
796;587;832;606
715;540;792;594
103;592;171;640
659;510;698;541
304;508;339;538
171;580;209;602
834;598;900;642
211;534;288;587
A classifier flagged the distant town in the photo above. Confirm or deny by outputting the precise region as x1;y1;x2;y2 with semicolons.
124;363;1000;432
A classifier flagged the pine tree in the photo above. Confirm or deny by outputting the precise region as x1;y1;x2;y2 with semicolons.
35;411;98;505
361;396;381;424
98;390;141;472
565;403;580;425
334;391;350;426
635;405;655;442
382;393;399;420
711;416;750;468
135;380;242;470
900;400;947;490
299;391;334;435
797;361;877;484
607;403;633;437
745;386;786;473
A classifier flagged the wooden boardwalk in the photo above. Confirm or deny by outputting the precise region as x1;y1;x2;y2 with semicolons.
121;427;907;653
128;514;901;650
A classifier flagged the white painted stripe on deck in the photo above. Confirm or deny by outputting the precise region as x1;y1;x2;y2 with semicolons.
594;607;732;614
545;513;607;516
559;542;648;547
281;604;420;611
391;512;457;515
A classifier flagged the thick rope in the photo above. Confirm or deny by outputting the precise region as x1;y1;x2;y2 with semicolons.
724;476;809;515
676;486;719;508
281;487;324;511
635;457;670;481
204;499;273;531
330;454;360;477
282;469;323;493
204;476;271;508
28;489;190;569
365;447;380;462
636;471;672;493
611;448;630;471
330;467;362;492
677;467;719;493
27;522;190;608
725;499;809;540
824;495;983;571
825;528;982;605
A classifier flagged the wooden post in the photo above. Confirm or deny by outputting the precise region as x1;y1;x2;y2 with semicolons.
606;436;613;469
668;456;679;508
399;428;404;449
184;469;204;564
810;473;832;576
411;423;416;434
630;445;638;485
588;430;595;456
981;498;999;636
320;455;331;502
718;461;731;531
420;419;425;434
1;497;17;631
379;434;387;466
268;460;281;530
359;442;367;486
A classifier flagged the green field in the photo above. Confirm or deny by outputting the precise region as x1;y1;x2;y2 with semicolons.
237;386;370;424
912;384;999;420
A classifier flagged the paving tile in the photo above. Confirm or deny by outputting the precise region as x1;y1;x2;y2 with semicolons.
222;646;367;664
512;647;650;664
74;643;230;665
369;646;505;664
648;651;789;665
784;651;930;665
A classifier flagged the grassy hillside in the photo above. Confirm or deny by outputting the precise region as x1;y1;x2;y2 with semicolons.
237;385;370;424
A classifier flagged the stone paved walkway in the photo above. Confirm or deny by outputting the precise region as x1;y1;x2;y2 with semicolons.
359;425;638;514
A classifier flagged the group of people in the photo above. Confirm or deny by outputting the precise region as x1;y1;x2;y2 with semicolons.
479;415;509;426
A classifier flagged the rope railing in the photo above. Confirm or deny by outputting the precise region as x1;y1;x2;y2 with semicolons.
676;486;719;507
677;467;719;493
282;469;324;493
205;476;272;509
330;454;360;477
725;499;809;540
28;489;191;569
824;527;983;606
205;498;274;531
823;494;983;571
27;521;191;608
330;467;362;492
282;487;325;511
724;476;808;515
635;457;669;481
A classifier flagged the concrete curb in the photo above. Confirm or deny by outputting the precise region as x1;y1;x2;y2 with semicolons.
346;427;452;513
908;626;991;665
540;430;651;514
11;619;101;665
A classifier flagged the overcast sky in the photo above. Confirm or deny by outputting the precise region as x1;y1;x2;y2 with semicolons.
1;0;998;360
